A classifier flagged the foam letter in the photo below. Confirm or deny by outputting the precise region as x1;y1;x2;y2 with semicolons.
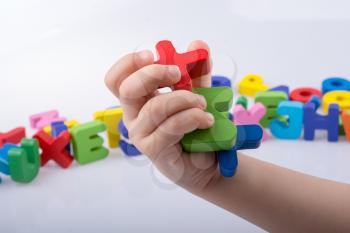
238;74;269;96
270;101;303;139
0;127;26;147
71;121;109;165
94;108;123;149
29;110;66;129
322;77;350;94
290;87;322;103
255;91;288;128
181;87;237;152
342;110;350;142
233;103;268;140
34;130;73;168
323;91;350;113
303;103;339;142
8;139;41;183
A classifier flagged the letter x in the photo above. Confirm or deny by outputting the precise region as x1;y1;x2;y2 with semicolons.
155;40;210;91
34;130;73;168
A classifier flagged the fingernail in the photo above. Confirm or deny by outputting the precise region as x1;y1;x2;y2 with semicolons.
206;113;214;125
168;65;180;78
138;50;153;61
197;95;207;109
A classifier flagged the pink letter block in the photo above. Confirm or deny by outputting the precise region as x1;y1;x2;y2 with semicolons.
29;110;66;129
233;103;269;141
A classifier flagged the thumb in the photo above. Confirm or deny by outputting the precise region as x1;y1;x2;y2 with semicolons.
187;40;212;88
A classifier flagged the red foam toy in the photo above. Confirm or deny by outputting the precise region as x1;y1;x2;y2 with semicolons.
155;40;210;91
290;87;322;103
33;130;73;169
0;127;26;147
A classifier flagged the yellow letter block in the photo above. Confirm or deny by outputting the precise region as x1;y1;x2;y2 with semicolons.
238;74;269;97
93;108;123;148
323;91;350;113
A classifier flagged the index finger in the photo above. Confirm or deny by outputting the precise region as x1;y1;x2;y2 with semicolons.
105;50;154;97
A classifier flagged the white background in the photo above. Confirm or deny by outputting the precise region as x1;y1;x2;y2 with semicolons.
1;0;350;232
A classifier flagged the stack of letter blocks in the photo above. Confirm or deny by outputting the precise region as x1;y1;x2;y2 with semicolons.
1;40;349;185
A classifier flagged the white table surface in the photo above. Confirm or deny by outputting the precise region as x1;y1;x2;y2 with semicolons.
1;1;350;232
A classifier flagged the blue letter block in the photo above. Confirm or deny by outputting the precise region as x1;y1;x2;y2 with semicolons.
212;75;231;87
303;103;339;142
270;101;303;140
217;124;263;177
322;77;350;94
0;144;18;183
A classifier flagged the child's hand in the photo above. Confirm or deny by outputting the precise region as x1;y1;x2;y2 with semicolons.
105;41;220;193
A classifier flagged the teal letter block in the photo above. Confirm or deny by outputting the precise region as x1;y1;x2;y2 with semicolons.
270;101;303;139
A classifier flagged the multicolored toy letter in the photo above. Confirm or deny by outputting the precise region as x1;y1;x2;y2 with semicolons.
8;139;41;183
181;87;237;152
270;101;303;139
255;91;288;128
155;40;210;91
94;108;123;148
71;121;109;165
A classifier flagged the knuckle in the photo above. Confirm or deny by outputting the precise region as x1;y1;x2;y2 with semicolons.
169;116;183;131
119;80;132;98
176;90;200;106
144;64;165;78
191;108;206;122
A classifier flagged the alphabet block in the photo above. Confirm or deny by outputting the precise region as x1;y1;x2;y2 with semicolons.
269;85;290;97
322;77;350;94
119;140;142;156
342;110;350;142
233;103;268;140
181;87;237;152
33;130;73;168
238;74;269;96
217;124;263;177
43;120;80;135
94;108;123;148
155;40;210;91
270;101;303;139
323;91;350;113
255;91;288;128
212;75;231;87
0;144;18;183
290;87;322;103
8;139;41;183
118;120;129;139
29;110;66;129
235;96;248;110
71;121;109;165
303;103;339;142
0;127;26;147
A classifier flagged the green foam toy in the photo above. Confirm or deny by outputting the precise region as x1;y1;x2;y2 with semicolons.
71;120;109;165
236;96;248;109
181;87;237;152
8;139;41;183
255;91;288;127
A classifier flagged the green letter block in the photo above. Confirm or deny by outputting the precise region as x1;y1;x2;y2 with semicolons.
8;139;41;183
181;87;237;152
71;120;109;165
255;91;288;128
236;96;248;109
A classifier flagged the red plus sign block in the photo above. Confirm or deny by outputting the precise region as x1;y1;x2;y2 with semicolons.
34;130;73;169
155;40;210;91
